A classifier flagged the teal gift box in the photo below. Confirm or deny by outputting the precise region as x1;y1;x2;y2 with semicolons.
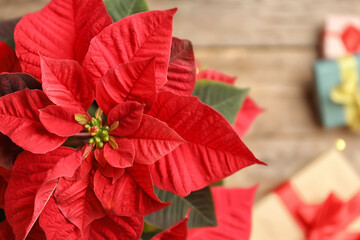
314;55;360;129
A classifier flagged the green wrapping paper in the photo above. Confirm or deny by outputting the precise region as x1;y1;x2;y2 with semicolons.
314;54;360;128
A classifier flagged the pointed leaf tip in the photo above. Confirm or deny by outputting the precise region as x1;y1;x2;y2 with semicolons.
94;165;169;216
82;144;93;160
160;37;196;96
54;176;106;235
75;113;90;125
5;147;82;239
95;108;103;120
234;96;263;138
40;105;84;137
84;9;176;88
40;56;94;111
15;0;112;79
96;58;157;114
109;121;119;133
192;80;248;124
151;215;188;240
149;92;261;196
169;8;178;14
129;114;186;165
0;89;66;153
109;137;118;150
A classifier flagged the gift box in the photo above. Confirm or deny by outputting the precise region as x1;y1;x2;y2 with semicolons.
251;150;360;240
314;55;360;130
322;15;360;59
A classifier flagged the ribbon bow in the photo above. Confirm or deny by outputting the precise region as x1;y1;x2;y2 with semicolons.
330;56;360;131
341;25;360;54
276;182;360;240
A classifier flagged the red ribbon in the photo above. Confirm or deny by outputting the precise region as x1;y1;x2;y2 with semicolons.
275;182;360;240
341;25;360;54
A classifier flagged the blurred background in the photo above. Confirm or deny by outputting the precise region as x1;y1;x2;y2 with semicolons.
2;0;360;199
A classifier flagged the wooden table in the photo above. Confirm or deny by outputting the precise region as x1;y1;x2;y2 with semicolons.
2;0;360;199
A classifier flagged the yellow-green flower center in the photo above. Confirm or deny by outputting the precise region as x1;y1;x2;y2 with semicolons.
75;108;118;149
85;117;110;148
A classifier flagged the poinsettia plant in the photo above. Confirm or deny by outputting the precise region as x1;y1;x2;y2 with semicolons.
0;0;263;239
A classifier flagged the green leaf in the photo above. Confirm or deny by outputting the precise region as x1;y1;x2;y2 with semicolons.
141;223;161;240
192;80;249;124
87;102;98;117
104;0;149;22
145;187;217;230
0;18;21;49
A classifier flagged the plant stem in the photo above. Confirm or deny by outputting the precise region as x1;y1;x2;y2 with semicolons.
73;132;91;137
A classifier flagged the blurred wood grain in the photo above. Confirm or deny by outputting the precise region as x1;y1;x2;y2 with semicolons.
2;0;360;198
149;0;360;47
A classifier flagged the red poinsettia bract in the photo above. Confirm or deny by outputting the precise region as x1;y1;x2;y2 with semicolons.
0;41;21;73
152;186;257;240
0;0;263;239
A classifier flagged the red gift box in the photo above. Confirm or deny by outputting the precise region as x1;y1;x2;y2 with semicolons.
251;150;360;240
323;15;360;59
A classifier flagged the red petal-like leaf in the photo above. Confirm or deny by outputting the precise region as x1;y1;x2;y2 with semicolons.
96;59;156;114
2;221;47;240
54;176;106;234
89;215;144;240
0;41;20;73
99;164;125;184
0;167;10;208
0;89;66;154
39;105;83;137
0;166;11;181
14;0;112;80
0;74;37;170
84;9;176;88
0;166;10;207
160;37;196;96
234;96;263;138
0;134;22;169
0;73;42;97
0;73;42;164
93;165;169;216
188;186;257;240
196;69;236;85
128;114;185;165
40;197;143;240
149;92;263;196
41;56;94;112
152;216;188;240
72;150;93;180
26;222;47;240
0;220;15;239
94;148;107;167
103;138;135;168
108;102;144;137
0;177;7;209
39;196;82;240
4;147;82;240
